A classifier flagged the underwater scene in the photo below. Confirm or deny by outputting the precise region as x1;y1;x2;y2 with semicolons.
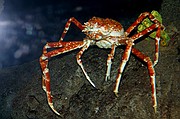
0;0;179;118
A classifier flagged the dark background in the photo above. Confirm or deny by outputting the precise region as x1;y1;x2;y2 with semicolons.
0;0;163;68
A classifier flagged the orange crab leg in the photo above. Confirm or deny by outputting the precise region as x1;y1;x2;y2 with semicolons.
113;24;161;112
40;41;85;115
125;12;163;66
131;47;157;112
76;40;96;87
130;24;161;66
114;13;162;112
114;42;133;96
113;23;161;95
40;17;87;115
125;12;162;36
154;27;161;66
60;17;84;41
105;44;116;81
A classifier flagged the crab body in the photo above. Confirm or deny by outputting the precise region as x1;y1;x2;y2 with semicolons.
82;17;126;49
40;12;165;116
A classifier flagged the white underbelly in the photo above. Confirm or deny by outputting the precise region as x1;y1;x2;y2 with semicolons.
96;40;113;49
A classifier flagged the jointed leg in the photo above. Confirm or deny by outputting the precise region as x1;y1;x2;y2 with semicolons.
40;17;85;115
132;24;161;65
125;12;163;66
132;47;157;113
105;44;116;81
40;55;60;115
76;40;96;87
131;23;162;66
125;12;162;36
60;17;84;41
153;27;161;66
114;43;133;96
40;41;85;116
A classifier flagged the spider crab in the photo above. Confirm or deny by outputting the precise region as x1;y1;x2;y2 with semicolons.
40;12;164;115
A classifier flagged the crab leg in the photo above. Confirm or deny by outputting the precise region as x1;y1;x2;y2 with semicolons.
153;26;161;66
114;42;133;96
76;40;96;87
125;12;163;66
105;44;116;81
40;41;85;115
125;12;162;36
131;47;157;113
60;17;84;41
131;24;161;66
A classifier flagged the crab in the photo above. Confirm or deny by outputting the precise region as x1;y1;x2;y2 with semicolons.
40;12;164;115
